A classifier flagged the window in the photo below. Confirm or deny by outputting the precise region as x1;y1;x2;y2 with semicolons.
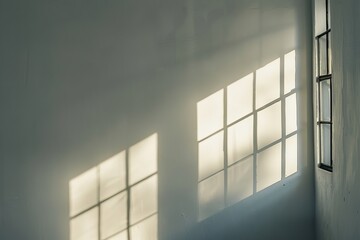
197;51;299;220
69;134;158;240
315;0;332;171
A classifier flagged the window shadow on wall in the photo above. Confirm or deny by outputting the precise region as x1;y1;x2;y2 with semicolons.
69;134;158;240
197;50;298;221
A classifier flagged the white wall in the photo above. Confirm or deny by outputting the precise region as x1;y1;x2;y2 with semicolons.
315;0;360;239
0;0;315;239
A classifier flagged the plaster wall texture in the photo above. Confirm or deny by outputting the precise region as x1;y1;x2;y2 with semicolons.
315;0;360;239
0;0;315;239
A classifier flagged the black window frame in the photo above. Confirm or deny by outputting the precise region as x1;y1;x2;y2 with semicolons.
315;0;333;172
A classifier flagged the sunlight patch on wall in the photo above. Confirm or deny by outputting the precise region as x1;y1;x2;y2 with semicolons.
130;214;157;240
198;131;224;181
284;50;296;94
197;50;299;221
256;59;280;109
100;192;127;239
227;73;253;124
130;175;158;225
227;156;253;205
257;143;282;192
69;168;98;218
197;90;224;141
227;116;253;166
129;134;157;185
99;152;126;201
107;231;128;240
286;94;298;134
69;133;158;240
198;171;224;220
257;102;282;149
286;134;298;177
70;207;98;240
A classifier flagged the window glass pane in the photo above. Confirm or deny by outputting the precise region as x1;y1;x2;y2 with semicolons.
227;116;253;165
318;34;328;76
317;125;321;162
320;124;331;166
198;171;224;220
320;79;331;122
227;73;253;124
227;156;253;205
100;192;127;240
316;83;320;122
197;90;224;140
328;31;332;74
315;0;326;35
99;151;126;201
198;131;224;181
